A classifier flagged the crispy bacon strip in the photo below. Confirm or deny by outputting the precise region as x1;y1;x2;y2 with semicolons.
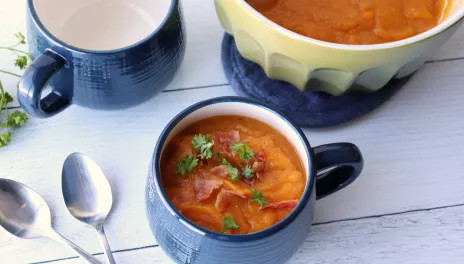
215;131;240;153
252;161;266;180
194;177;222;202
215;189;246;212
210;165;227;177
261;200;299;210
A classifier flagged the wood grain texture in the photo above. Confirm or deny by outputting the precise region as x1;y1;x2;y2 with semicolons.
39;205;464;264
1;0;464;107
1;59;464;263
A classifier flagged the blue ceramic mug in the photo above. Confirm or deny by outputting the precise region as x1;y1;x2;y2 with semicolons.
146;97;364;264
19;0;185;118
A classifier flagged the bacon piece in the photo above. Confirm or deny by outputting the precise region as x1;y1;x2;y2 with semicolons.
252;161;266;180
261;200;299;210
215;131;240;152
254;148;266;162
242;177;255;186
194;177;222;202
210;165;227;177
215;189;246;213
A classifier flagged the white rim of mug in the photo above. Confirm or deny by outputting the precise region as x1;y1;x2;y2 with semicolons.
239;0;464;51
27;0;177;54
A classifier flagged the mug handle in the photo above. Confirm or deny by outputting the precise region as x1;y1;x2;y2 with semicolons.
313;143;364;200
18;49;70;118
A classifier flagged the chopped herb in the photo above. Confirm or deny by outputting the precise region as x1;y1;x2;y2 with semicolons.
215;152;221;161
242;165;254;179
192;134;214;159
221;215;240;233
226;166;239;182
230;142;254;160
175;154;198;177
221;158;239;181
251;189;268;208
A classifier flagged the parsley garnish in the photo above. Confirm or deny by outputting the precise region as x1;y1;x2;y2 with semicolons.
192;134;214;159
0;33;30;148
175;154;198;177
251;189;268;208
221;158;239;181
221;215;240;233
215;152;221;161
230;142;254;160
242;165;254;179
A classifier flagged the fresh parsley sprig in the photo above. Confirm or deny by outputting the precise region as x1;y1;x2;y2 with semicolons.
176;154;198;177
192;134;214;159
250;189;268;208
242;165;254;179
221;158;239;182
221;215;240;233
230;141;254;160
0;33;30;148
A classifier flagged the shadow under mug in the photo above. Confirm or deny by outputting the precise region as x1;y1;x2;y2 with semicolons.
146;96;364;264
19;0;185;118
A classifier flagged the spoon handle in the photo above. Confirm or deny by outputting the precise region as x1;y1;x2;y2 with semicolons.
95;225;116;264
48;230;104;264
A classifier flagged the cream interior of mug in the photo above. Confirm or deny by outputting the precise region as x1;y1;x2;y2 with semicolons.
161;102;310;178
32;0;172;51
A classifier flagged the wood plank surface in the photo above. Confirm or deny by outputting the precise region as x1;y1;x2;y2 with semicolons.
1;58;464;263
35;205;464;264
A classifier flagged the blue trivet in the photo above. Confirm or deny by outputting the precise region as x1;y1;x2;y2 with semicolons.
221;34;410;128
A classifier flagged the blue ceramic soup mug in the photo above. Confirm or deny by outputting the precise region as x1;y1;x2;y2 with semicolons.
146;97;364;264
19;0;185;118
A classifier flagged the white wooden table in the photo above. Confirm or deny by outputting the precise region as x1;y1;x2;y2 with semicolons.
2;1;464;263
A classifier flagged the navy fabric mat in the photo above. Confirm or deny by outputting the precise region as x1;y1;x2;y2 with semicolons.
221;34;410;128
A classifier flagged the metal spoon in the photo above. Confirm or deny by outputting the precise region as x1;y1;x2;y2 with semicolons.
0;178;102;264
62;153;116;264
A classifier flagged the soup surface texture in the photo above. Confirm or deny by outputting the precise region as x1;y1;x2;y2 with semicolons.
161;116;306;234
246;0;447;44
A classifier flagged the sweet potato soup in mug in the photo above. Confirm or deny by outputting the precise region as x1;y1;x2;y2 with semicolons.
161;116;306;234
246;0;449;44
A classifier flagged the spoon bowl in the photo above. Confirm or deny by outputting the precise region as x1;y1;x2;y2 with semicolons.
0;179;51;239
62;153;116;264
0;178;103;264
62;153;113;226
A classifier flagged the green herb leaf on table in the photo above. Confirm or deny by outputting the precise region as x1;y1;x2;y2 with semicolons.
0;132;11;147
251;189;268;208
230;141;254;160
176;154;198;177
192;134;214;159
0;92;13;105
1;111;28;129
14;33;26;44
15;56;28;70
0;33;31;148
242;165;254;179
221;215;240;233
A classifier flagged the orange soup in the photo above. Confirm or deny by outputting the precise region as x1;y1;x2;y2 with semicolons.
161;116;306;234
246;0;448;44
